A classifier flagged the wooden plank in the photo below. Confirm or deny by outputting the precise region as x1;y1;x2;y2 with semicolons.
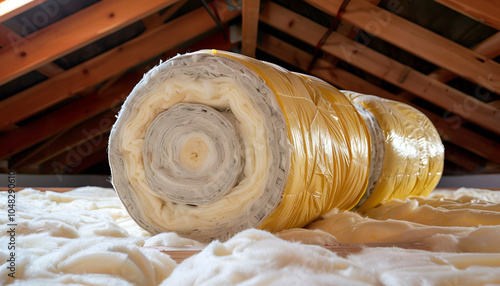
11;110;116;171
141;12;162;30
260;2;500;135
426;111;500;165
241;0;260;57
258;34;500;165
38;132;109;174
303;0;500;95
333;0;383;38
96;72;127;94
0;0;180;86
433;0;500;30
0;0;47;23
0;71;140;160
0;24;64;76
472;32;500;59
64;147;108;174
35;62;65;77
142;0;189;30
0;2;241;130
164;26;236;55
0;23;28;55
0;24;19;53
429;32;500;83
443;142;484;172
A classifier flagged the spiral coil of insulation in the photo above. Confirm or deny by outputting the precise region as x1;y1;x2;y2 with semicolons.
109;50;444;242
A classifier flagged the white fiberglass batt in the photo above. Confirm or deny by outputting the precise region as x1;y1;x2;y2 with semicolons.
1;187;499;285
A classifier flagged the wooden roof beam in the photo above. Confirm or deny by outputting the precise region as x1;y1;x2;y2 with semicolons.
0;2;241;130
258;34;500;165
429;32;500;83
35;62;64;77
443;142;485;172
241;0;260;57
0;0;181;86
59;147;108;175
11;109;116;171
320;0;382;69
38;133;110;175
0;71;141;161
141;0;189;30
260;2;500;134
303;0;500;95
399;32;500;108
433;0;500;30
0;24;16;54
0;24;64;77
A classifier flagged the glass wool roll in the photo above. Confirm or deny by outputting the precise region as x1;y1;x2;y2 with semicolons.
108;50;444;242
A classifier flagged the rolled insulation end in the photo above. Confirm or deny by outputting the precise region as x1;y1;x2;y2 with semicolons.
343;91;445;212
109;50;444;242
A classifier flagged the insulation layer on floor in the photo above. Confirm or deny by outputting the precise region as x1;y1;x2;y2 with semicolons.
1;187;500;285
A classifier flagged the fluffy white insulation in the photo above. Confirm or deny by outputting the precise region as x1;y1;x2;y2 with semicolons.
1;187;500;285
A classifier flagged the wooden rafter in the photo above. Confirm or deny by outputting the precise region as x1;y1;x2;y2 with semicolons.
258;34;500;165
0;71;141;160
0;24;16;53
443;142;485;172
318;0;382;74
0;2;241;130
0;0;180;86
260;2;500;135
400;32;500;101
472;32;500;59
11;109;116;171
429;32;500;83
433;0;500;30
320;0;382;75
241;0;260;57
303;0;500;94
0;24;64;77
35;62;64;77
39;132;110;174
141;0;189;30
63;148;108;175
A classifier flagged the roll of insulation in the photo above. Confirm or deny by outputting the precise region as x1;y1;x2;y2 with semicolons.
109;50;444;242
343;91;445;211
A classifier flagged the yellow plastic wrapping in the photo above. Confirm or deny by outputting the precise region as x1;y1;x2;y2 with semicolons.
108;50;444;241
343;91;445;211
214;51;371;232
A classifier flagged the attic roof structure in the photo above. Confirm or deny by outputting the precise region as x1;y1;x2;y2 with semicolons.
0;0;499;178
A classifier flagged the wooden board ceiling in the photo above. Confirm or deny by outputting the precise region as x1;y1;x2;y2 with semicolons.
0;0;499;177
